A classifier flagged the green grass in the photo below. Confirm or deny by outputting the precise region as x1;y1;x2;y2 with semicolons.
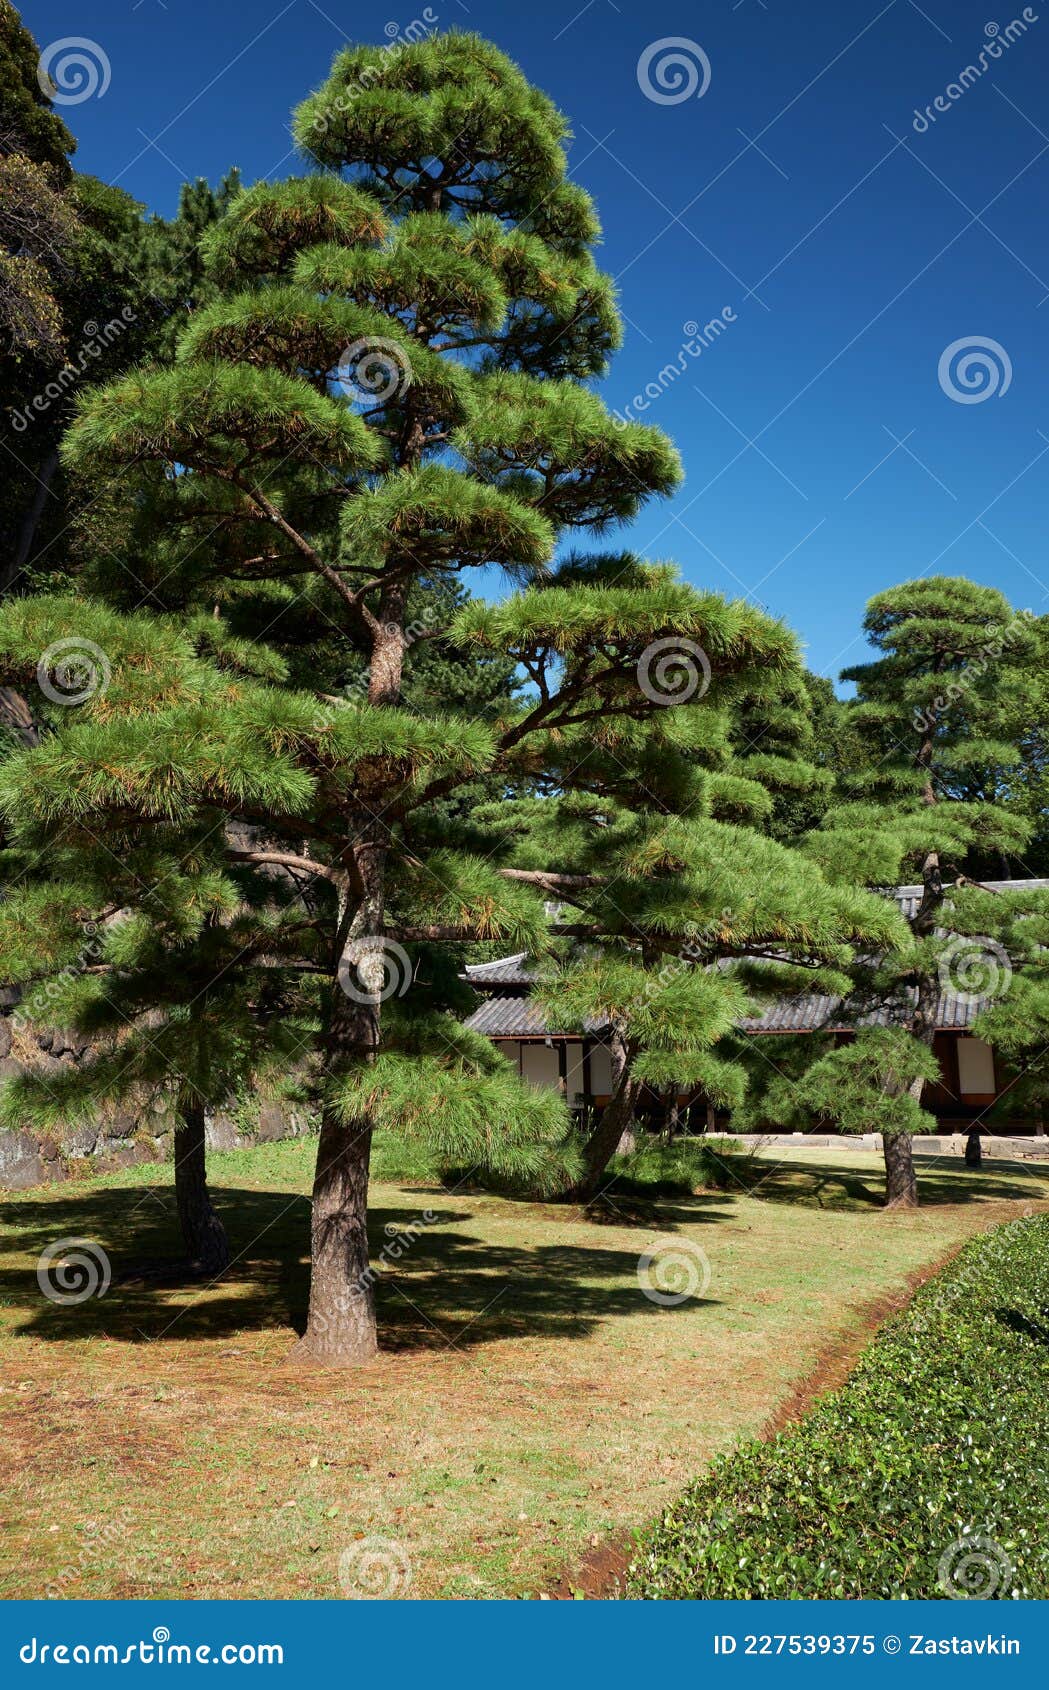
626;1211;1049;1599
0;1135;1046;1599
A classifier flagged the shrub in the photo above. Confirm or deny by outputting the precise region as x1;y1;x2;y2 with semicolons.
606;1133;740;1196
626;1213;1049;1599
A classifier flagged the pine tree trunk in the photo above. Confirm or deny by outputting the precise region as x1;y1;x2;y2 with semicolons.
296;826;389;1367
296;1084;377;1367
566;1033;638;1201
174;1098;230;1274
295;490;411;1365
882;1129;918;1209
882;839;942;1211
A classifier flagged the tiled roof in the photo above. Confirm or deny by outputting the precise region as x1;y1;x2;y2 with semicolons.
462;880;1049;1039
741;988;983;1035
463;953;534;987
464;988;987;1040
465;995;606;1038
890;879;1049;920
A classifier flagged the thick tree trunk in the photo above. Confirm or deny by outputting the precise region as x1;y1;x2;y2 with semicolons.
173;1098;230;1273
567;1033;638;1201
296;826;389;1366
295;496;412;1363
882;1128;918;1209
882;839;943;1210
296;1089;377;1367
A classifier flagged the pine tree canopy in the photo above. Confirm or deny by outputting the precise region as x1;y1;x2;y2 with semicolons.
5;29;1041;1348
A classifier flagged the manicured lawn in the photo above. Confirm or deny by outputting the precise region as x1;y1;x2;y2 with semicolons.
0;1138;1046;1600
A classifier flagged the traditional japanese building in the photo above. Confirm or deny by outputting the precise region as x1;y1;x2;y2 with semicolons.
463;881;1049;1135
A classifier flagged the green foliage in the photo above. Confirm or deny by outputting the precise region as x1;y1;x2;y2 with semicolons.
627;1214;1049;1598
785;1028;940;1138
332;1050;578;1192
603;1134;740;1196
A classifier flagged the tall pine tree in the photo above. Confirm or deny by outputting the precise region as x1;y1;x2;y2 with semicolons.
802;576;1047;1204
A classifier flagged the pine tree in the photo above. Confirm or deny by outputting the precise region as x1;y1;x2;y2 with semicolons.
0;29;905;1358
0;33;799;1366
802;576;1047;1204
482;616;907;1200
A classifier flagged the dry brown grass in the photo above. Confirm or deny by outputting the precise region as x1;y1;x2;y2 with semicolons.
1;1138;1045;1599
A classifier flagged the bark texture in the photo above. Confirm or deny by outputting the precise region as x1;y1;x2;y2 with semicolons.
882;1128;918;1209
567;1033;639;1201
173;1099;230;1274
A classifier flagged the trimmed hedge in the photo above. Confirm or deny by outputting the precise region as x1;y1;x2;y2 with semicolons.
627;1213;1049;1599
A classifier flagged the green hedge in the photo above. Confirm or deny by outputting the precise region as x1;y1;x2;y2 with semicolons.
627;1213;1049;1599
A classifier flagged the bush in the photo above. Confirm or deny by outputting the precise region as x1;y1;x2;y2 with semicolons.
606;1133;740;1196
626;1213;1049;1599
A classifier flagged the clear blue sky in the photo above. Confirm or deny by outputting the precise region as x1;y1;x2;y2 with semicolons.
24;0;1049;681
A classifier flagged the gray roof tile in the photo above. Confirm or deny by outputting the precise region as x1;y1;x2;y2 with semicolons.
463;880;1049;1038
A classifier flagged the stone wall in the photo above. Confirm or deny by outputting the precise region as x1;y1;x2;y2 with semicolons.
728;1130;1049;1160
0;1101;311;1190
0;991;311;1190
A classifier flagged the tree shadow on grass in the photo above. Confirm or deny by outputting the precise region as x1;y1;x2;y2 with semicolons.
719;1154;1047;1211
0;1181;724;1354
